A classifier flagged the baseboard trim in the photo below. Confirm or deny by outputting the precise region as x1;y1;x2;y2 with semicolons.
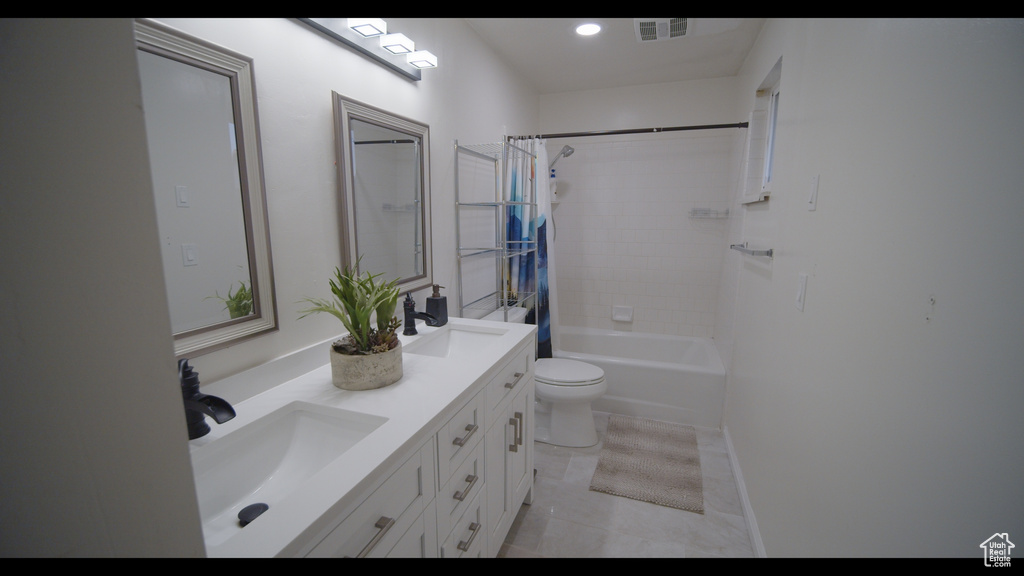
723;424;766;558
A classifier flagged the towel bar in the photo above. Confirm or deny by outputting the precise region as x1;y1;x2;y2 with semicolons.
730;242;773;258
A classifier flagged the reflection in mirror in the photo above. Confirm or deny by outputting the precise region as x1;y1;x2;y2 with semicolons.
350;119;423;282
138;48;253;333
333;94;432;295
136;19;277;357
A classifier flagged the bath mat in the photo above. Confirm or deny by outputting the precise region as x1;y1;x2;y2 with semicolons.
589;415;704;514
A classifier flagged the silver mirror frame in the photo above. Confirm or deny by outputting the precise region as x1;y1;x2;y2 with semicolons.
332;93;433;295
136;19;278;358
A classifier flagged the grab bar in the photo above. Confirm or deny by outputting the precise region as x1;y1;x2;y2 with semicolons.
730;242;774;258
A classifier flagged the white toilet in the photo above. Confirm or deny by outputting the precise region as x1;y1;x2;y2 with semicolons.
533;358;606;447
482;307;607;448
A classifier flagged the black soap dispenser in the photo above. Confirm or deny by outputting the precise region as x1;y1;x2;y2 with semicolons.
425;284;448;327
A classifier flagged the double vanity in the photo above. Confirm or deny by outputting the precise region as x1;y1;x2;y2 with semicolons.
189;318;536;557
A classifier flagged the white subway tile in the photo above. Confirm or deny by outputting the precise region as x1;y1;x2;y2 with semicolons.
549;131;734;338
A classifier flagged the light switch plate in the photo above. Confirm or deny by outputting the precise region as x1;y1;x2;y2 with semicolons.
181;243;198;267
176;185;190;207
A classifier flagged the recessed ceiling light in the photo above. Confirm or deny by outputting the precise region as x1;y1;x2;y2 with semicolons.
576;23;601;36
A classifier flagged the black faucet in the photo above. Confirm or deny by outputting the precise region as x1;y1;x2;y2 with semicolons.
179;358;235;440
403;292;438;335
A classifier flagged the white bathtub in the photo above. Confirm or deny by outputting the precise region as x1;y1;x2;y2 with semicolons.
552;326;726;429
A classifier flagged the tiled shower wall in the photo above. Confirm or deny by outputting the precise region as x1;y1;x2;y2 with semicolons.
548;129;744;338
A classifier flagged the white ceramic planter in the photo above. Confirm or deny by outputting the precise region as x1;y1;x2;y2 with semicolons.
329;340;403;390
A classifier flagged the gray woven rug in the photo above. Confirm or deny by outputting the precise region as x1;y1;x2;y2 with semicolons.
589;415;704;514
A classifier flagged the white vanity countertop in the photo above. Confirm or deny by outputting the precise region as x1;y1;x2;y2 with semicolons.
191;317;536;558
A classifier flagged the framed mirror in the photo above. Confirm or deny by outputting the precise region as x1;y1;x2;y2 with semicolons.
333;93;433;294
135;19;277;358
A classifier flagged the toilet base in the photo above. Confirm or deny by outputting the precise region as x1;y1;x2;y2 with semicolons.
534;398;599;448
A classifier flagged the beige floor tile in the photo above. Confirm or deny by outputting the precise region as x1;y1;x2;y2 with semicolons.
499;411;754;558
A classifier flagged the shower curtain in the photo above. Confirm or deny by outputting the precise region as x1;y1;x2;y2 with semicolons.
506;137;554;358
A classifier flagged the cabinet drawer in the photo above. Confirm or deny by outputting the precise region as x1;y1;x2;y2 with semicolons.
439;486;486;558
387;500;438;558
436;393;483;482
483;344;533;426
437;438;484;536
306;441;433;558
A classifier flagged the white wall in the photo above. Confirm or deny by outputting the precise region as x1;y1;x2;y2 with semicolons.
151;18;540;390
722;18;1024;557
0;19;205;557
0;17;538;556
539;76;739;133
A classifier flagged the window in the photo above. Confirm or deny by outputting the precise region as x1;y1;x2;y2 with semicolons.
740;57;782;204
763;85;780;191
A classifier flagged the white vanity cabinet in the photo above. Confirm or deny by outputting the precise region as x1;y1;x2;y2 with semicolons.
483;344;535;556
437;340;535;557
435;394;486;556
304;340;535;559
306;440;437;558
439;484;487;557
208;320;537;558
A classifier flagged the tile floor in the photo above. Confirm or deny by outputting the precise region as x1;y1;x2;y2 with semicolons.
498;411;756;558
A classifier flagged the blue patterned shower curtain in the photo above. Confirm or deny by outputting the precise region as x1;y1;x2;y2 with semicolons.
506;138;553;358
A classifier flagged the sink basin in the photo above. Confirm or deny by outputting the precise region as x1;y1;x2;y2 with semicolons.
404;324;509;359
190;401;387;546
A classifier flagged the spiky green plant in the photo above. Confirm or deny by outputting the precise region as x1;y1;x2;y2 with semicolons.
299;260;401;354
206;281;253;319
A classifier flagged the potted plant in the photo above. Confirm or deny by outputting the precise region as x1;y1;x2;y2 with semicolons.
299;261;403;390
207;280;253;319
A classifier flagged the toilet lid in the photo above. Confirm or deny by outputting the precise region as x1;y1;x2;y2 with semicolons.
535;358;604;386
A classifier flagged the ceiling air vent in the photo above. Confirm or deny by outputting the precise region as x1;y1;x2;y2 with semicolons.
634;18;688;42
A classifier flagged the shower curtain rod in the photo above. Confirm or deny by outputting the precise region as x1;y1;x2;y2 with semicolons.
511;122;748;141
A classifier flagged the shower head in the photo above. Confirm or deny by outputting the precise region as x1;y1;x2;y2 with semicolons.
549;145;575;169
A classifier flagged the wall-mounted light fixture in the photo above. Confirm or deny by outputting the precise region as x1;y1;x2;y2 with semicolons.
407;50;437;69
347;18;386;37
299;18;438;81
379;32;414;54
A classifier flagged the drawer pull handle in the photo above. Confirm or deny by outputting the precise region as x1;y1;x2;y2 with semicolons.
452;423;478;447
515;411;524;447
453;474;478;501
504;371;525;389
507;409;524;450
355;515;395;558
508;414;520;452
457;521;482;552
